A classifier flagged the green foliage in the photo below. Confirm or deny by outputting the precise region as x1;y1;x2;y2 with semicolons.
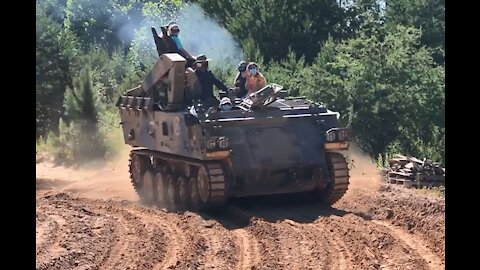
37;0;68;23
39;107;122;164
44;119;81;162
36;0;445;167
55;68;106;163
196;0;347;63
191;0;234;25
264;49;308;97
36;9;71;139
64;0;128;52
301;36;351;120
302;19;444;164
416;185;445;198
385;0;445;63
42;111;121;164
76;46;130;103
64;68;104;124
97;109;124;160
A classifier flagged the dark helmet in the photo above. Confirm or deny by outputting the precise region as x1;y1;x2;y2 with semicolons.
238;61;247;72
195;54;212;63
168;23;180;35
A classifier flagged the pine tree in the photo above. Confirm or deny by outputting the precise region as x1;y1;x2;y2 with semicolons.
62;68;106;162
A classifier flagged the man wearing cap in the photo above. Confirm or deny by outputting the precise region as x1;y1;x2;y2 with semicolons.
233;61;248;98
167;22;195;66
194;54;229;108
245;62;266;95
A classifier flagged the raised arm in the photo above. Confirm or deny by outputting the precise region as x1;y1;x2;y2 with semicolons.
211;72;228;92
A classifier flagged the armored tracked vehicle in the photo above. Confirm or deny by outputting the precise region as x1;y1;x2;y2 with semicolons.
116;27;351;211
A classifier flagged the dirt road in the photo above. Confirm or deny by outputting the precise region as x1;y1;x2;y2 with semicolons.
36;148;445;270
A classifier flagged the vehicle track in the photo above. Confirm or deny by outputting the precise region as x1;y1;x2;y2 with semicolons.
35;212;65;264
36;155;445;270
239;205;334;269
36;189;444;270
232;228;261;270
93;203;168;270
36;193;117;270
372;220;444;270
317;214;432;270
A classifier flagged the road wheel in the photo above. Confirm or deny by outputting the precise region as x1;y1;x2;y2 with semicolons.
177;176;190;210
141;169;156;205
188;177;201;210
165;173;179;210
155;172;167;206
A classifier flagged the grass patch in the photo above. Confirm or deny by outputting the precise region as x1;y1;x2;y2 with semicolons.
36;108;123;165
415;185;445;198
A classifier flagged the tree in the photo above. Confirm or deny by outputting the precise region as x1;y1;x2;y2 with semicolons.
36;0;68;24
301;36;351;121
189;0;234;25
302;20;444;163
64;68;103;124
264;48;308;97
341;0;384;39
61;68;106;161
77;46;130;103
384;0;445;64
196;0;347;63
64;0;128;52
36;9;71;139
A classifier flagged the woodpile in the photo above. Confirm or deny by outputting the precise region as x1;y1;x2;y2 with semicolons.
381;154;445;188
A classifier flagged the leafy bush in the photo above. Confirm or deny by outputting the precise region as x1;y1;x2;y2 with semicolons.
97;108;124;160
41;68;107;164
36;0;444;168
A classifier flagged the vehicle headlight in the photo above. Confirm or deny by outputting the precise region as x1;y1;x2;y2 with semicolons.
218;137;229;149
326;130;336;142
206;138;217;150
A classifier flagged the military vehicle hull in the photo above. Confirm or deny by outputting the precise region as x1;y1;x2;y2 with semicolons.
119;94;350;211
117;37;349;210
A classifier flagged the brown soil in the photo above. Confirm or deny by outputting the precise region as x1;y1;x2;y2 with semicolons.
36;146;445;270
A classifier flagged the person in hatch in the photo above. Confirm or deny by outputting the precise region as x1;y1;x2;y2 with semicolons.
166;22;196;66
245;62;266;95
233;61;248;98
194;54;229;108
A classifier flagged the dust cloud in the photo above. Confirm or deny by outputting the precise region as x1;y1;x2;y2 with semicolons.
36;144;138;201
344;143;382;191
175;3;243;68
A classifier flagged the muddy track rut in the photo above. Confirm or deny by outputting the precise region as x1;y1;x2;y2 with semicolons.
36;189;444;270
36;152;444;270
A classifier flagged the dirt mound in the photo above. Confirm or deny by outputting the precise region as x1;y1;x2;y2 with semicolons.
36;192;118;270
336;185;445;261
36;188;444;269
335;144;445;261
36;146;445;269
